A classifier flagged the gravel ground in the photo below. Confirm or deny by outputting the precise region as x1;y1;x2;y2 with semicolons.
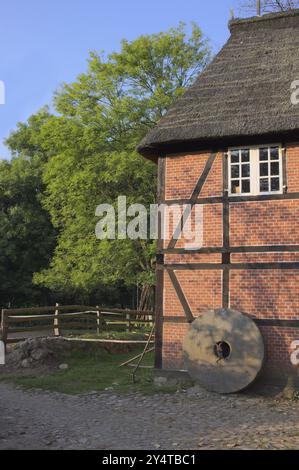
1;382;299;450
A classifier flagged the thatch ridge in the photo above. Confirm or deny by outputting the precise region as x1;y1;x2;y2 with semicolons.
229;8;299;29
138;9;299;158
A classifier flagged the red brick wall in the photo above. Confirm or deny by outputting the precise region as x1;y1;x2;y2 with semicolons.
160;144;299;379
285;143;299;193
163;323;188;370
165;253;222;264
230;200;299;246
165;151;223;200
163;269;222;318
163;271;185;318
162;204;223;249
230;269;299;319
259;326;299;377
231;253;299;262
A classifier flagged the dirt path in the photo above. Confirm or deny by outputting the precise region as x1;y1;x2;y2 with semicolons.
1;382;299;449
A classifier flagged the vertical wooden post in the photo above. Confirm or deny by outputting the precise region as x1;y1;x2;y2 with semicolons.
155;156;166;369
0;309;3;342
126;312;131;332
0;339;5;365
257;0;261;16
1;309;8;347
222;152;230;310
54;303;60;336
96;305;101;335
282;146;288;194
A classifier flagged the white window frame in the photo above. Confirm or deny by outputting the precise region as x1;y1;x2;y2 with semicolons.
228;144;283;196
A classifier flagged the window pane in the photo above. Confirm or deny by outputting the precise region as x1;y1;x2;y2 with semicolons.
231;180;240;194
241;179;250;193
259;148;268;161
242;164;250;177
270;162;279;175
241;150;249;162
231;165;239;178
260;179;269;192
271;178;280;191
231;150;239;163
270;147;279;160
260;163;268;176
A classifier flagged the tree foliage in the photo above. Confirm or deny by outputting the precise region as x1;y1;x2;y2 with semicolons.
0;112;56;306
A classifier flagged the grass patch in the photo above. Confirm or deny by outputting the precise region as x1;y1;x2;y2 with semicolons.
1;347;177;395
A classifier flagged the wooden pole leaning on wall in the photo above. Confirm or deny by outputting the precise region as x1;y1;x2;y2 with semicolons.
132;323;155;383
54;303;60;336
119;347;154;368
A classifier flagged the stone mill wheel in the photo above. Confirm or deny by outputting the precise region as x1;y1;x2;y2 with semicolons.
183;308;265;394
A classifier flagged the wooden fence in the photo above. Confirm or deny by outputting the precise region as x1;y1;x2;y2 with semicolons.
0;305;154;344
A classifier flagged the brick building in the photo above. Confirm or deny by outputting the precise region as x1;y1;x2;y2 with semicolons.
138;10;299;381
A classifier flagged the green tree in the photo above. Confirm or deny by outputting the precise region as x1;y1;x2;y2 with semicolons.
6;23;210;309
0;112;56;306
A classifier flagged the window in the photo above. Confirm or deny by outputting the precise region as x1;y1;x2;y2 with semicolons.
228;145;283;196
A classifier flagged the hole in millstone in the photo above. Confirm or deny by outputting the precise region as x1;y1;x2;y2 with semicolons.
214;341;231;360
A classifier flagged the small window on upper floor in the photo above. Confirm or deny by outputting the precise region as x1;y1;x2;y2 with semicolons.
228;145;283;196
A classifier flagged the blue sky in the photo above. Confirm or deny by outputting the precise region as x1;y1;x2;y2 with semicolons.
0;0;242;159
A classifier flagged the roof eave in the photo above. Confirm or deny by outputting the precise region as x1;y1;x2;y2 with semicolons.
139;128;299;159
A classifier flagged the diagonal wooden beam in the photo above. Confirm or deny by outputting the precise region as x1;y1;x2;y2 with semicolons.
167;269;194;323
167;152;217;250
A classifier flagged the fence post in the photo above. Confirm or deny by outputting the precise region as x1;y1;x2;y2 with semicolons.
96;305;101;335
54;303;60;336
1;309;8;347
126;312;131;332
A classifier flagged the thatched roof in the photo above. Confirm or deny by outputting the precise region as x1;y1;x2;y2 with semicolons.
138;10;299;159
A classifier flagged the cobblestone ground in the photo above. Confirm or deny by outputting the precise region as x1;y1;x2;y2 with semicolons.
1;382;299;450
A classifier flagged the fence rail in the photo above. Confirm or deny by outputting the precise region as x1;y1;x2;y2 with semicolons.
0;305;154;344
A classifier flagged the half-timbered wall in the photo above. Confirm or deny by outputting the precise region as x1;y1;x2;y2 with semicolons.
156;143;299;378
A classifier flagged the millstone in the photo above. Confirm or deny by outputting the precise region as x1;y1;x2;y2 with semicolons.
183;308;264;394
